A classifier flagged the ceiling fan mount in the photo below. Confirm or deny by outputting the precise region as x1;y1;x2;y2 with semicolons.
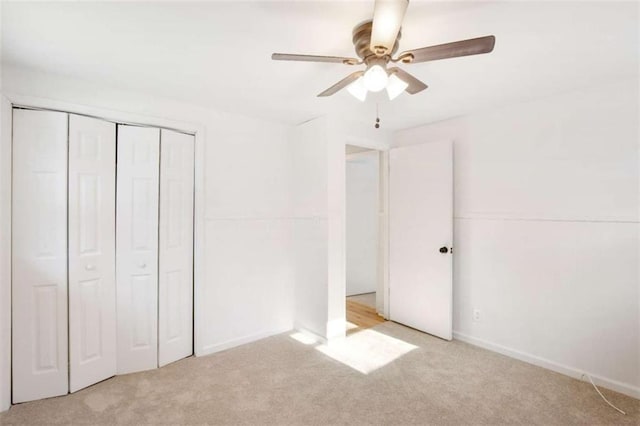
351;20;401;63
272;0;496;101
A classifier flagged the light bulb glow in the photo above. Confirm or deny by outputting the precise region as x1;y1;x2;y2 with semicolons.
347;77;367;102
386;73;408;100
363;65;389;92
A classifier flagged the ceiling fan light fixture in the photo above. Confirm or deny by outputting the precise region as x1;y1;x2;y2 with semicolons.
386;73;409;100
272;1;496;101
347;77;368;101
363;64;389;92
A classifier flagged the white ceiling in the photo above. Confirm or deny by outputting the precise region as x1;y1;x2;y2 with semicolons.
2;1;638;130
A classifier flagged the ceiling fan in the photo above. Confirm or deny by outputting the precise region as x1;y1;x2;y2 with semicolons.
272;0;495;101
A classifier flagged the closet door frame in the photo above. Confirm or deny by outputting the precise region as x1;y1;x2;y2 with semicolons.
0;96;204;410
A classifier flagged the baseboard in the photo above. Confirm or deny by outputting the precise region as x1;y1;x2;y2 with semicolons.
453;331;640;400
293;324;328;344
198;327;292;356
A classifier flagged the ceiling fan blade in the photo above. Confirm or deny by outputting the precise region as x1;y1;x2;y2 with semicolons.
370;0;409;56
317;71;365;97
272;53;359;65
388;67;427;94
398;35;496;64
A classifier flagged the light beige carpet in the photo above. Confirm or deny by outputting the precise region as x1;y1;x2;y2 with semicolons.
1;322;638;425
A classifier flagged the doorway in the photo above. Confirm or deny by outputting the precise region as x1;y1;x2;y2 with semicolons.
345;144;387;335
342;141;454;341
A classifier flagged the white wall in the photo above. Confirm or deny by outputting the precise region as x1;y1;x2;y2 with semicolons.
346;150;379;296
0;2;11;407
394;79;640;398
291;117;329;338
0;99;10;413
200;116;294;353
0;1;11;408
0;66;295;400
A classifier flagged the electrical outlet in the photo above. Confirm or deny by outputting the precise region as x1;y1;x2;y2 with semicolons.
473;309;481;322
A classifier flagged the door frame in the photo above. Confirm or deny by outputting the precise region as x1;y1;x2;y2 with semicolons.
0;94;205;410
343;142;391;321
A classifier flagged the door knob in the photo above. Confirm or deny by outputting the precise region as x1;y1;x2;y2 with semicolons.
139;263;147;269
439;247;449;254
85;264;96;271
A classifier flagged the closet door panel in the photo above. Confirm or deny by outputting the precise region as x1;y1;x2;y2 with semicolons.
116;125;160;374
158;130;194;367
68;115;116;392
12;109;69;403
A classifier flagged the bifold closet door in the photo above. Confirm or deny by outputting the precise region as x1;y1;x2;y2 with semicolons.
12;109;69;403
68;115;117;392
116;125;160;374
158;130;194;367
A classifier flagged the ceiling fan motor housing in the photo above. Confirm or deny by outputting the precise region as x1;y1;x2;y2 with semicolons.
352;20;401;65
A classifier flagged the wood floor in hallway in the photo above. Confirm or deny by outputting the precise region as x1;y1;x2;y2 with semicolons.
346;297;386;335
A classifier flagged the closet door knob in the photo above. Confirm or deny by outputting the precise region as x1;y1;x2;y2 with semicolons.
85;264;96;271
139;263;147;269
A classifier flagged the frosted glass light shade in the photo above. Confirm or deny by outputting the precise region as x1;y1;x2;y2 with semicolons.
363;65;389;92
386;73;408;100
347;77;368;101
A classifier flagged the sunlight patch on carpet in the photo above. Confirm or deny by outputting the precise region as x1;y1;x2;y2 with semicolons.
345;321;359;331
315;329;417;374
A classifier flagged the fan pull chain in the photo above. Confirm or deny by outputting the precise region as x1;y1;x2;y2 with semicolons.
375;103;381;129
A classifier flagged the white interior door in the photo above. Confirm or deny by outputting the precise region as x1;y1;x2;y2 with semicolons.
158;130;194;367
12;109;69;403
389;141;453;340
116;125;160;374
68;115;116;392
